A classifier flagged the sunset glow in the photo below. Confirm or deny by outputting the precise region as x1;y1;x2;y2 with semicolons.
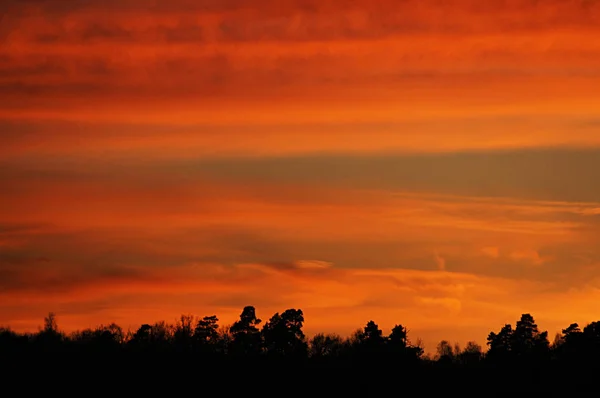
2;0;600;352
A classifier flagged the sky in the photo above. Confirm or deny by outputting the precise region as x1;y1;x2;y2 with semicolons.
2;0;600;353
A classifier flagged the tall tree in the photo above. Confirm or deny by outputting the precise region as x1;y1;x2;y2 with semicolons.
388;324;408;349
129;324;153;349
354;320;385;359
511;313;549;358
173;315;195;351
362;321;384;345
386;324;423;360
230;306;262;356
195;315;220;345
583;321;600;354
562;323;582;344
43;312;58;333
487;324;513;361
36;312;63;351
262;308;307;358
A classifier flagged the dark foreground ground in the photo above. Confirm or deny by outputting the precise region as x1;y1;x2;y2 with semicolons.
1;354;598;396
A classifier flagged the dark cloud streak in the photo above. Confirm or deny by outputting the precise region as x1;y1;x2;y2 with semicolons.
162;148;600;203
5;0;600;43
2;148;600;202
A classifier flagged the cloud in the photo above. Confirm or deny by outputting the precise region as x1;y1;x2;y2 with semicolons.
26;20;205;45
2;162;599;255
0;203;599;352
295;260;334;269
2;0;600;353
509;250;552;266
6;0;600;45
5;148;600;205
1;182;599;295
0;223;51;235
2;0;600;117
42;148;596;203
4;116;600;161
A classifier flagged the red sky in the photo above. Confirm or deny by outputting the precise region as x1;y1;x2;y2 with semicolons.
2;0;600;353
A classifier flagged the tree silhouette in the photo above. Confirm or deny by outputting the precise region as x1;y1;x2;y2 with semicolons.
362;321;384;344
43;312;58;333
309;333;344;358
195;315;220;347
511;313;549;359
129;324;153;349
351;320;386;360
436;340;455;363
262;308;307;358
70;323;123;353
230;306;262;356
387;324;423;361
486;314;550;365
487;323;514;362
217;323;233;355
458;341;482;365
173;315;195;352
562;323;581;342
101;323;124;344
388;324;408;348
35;312;63;353
582;321;600;356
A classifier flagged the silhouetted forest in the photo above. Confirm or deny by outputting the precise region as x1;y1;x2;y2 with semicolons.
1;307;598;394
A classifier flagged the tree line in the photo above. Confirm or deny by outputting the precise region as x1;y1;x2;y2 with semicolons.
4;306;600;393
2;306;600;369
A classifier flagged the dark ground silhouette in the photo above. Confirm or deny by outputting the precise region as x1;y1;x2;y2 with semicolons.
1;307;598;395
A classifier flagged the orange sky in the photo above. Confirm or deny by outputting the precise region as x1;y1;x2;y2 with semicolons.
2;0;600;353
